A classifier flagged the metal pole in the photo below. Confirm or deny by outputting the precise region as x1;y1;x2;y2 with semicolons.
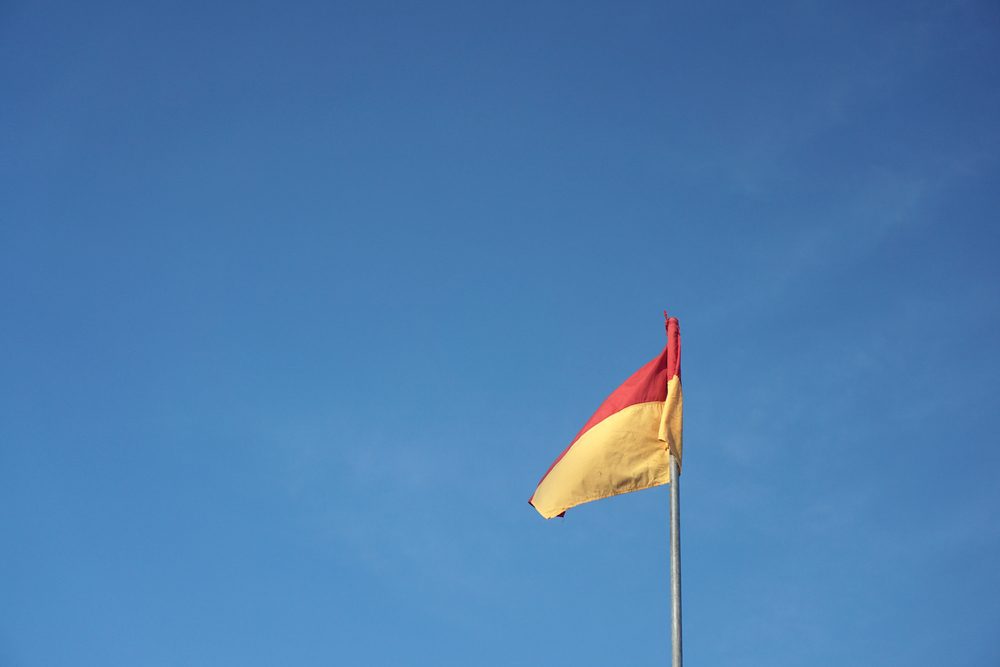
669;453;683;667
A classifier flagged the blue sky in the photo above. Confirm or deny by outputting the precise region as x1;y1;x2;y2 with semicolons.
2;1;999;665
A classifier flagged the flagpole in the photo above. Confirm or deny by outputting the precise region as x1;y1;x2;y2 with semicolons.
669;453;683;667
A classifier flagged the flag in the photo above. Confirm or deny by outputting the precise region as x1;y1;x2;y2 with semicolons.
529;314;683;519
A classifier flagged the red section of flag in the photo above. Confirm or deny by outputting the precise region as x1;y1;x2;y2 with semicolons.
665;314;680;380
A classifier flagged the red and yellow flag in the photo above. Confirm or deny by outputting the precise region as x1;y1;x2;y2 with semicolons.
529;314;683;519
